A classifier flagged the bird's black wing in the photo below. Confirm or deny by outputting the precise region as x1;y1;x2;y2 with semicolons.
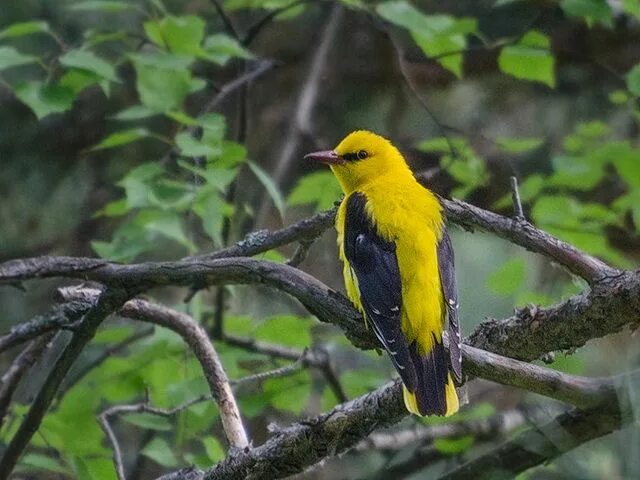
437;228;462;384
343;192;418;392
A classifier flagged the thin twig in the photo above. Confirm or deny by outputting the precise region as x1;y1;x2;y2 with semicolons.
510;176;524;219
0;332;56;427
231;353;306;387
286;239;315;267
99;395;213;480
242;0;309;46
209;0;240;40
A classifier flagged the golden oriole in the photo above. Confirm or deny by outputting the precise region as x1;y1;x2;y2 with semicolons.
305;130;461;416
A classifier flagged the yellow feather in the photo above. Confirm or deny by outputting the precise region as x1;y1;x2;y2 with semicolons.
332;130;459;417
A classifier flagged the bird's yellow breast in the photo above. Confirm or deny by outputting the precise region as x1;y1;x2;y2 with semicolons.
336;176;446;355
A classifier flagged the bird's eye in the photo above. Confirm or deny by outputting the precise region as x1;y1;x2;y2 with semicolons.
357;150;368;160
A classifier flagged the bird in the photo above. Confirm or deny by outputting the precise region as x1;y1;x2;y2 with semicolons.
304;130;461;416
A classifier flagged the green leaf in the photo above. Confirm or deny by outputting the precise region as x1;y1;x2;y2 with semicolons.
203;34;254;65
376;2;476;77
487;258;526;296
160;16;206;55
179;161;237;192
560;0;613;26
144;211;196;252
112;104;157;121
91;128;150;150
73;458;117;480
70;1;138;12
0;21;50;39
434;435;475;454
175;132;220;157
498;30;555;87
18;454;70;474
288;171;342;210
142;437;179;467
14;81;75;119
248;161;286;220
121;413;173;431
93;326;135;343
341;369;386;398
262;370;311;414
255;315;312;348
0;46;38;71
496;137;544;154
60;49;118;83
131;53;193;112
202;436;224;462
609;89;630;104
625;64;640;97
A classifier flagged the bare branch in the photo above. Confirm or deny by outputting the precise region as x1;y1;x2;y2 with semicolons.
209;0;239;40
510;176;525;219
182;362;637;480
2;255;635;363
231;354;305;387
201;59;277;116
439;406;629;480
0;332;55;427
120;300;249;449
356;406;544;452
242;0;309;46
286;239;315;267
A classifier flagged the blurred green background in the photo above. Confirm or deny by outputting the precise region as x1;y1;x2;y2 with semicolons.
0;0;639;478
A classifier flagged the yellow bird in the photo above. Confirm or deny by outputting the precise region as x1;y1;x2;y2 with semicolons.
305;130;461;416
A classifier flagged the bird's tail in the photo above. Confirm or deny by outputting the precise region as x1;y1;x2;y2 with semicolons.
403;374;459;417
402;337;460;417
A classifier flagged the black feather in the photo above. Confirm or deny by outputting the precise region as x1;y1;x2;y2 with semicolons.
437;229;462;385
344;192;418;392
409;334;449;416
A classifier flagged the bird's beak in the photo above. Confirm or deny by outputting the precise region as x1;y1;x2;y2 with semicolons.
304;150;345;165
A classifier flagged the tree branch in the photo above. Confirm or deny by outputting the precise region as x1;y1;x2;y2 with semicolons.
1;255;635;363
120;300;249;449
439;405;629;480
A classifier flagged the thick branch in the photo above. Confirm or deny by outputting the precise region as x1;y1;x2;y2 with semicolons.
2;256;637;363
468;270;640;361
439;406;628;480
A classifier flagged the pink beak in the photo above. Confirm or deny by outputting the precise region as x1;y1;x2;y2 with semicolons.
304;150;345;165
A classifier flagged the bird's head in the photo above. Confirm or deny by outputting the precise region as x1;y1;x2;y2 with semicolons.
305;130;412;194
